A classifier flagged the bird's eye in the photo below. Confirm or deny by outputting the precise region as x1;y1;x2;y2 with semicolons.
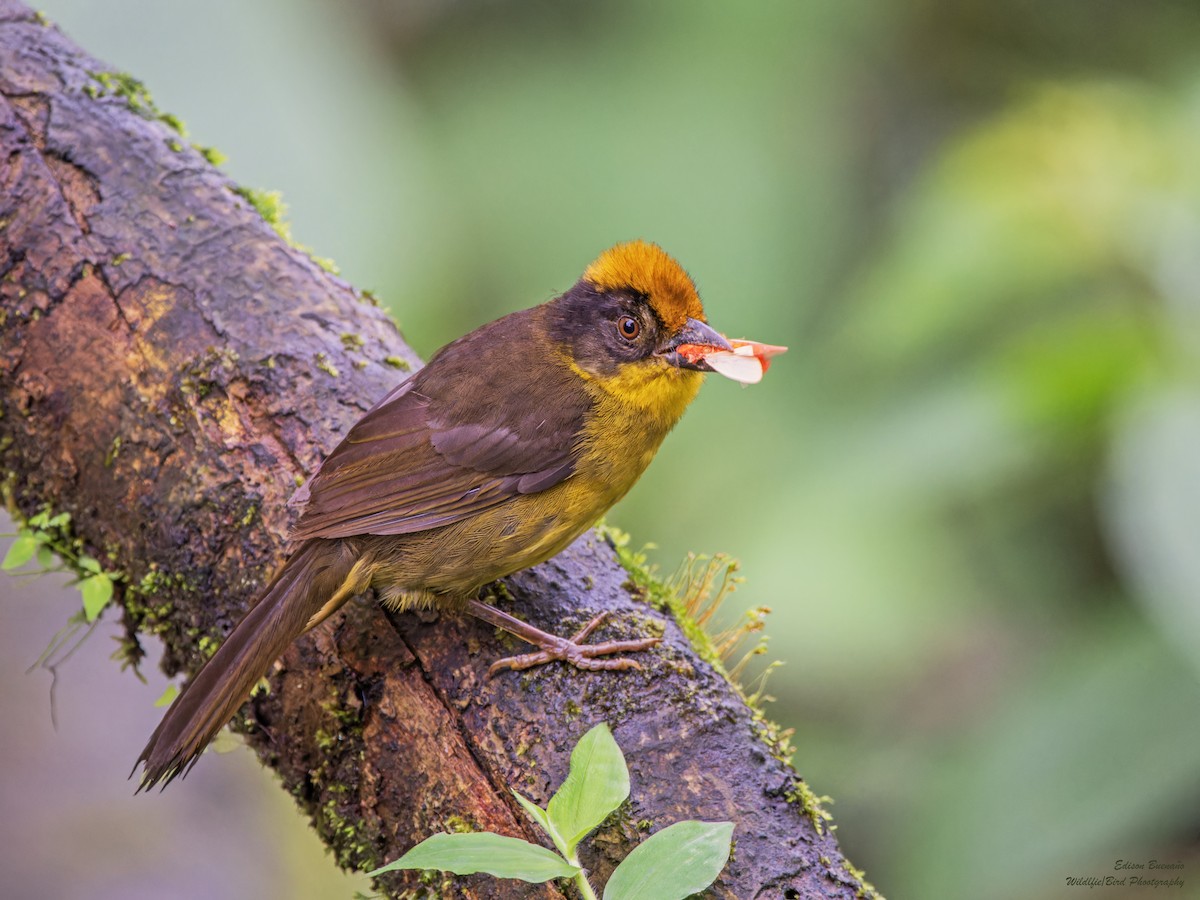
616;315;641;341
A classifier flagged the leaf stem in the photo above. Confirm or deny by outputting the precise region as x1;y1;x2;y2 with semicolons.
538;813;599;900
567;849;599;900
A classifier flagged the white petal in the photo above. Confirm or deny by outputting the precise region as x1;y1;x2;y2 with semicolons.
705;351;764;384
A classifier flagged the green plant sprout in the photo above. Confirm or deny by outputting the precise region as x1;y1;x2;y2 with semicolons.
3;509;116;622
367;723;734;900
3;507;126;722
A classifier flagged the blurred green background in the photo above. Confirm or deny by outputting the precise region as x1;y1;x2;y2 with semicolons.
4;1;1200;898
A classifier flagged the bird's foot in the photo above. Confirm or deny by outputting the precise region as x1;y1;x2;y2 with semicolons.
464;599;660;677
487;611;660;677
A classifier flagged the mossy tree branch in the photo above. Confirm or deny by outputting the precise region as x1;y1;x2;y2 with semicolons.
0;4;876;897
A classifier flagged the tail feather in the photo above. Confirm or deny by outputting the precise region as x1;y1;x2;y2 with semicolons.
135;539;359;790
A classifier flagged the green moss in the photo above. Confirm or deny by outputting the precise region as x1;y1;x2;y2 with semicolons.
341;332;365;351
307;687;364;770
104;435;122;467
110;634;145;673
749;705;797;766
179;377;208;399
596;522;849;842
784;778;835;836
197;635;219;659
111;252;131;266
123;566;177;637
179;347;240;401
195;144;228;166
233;186;286;230
314;728;338;751
159;112;186;134
390;870;454;899
319;685;364;730
319;796;380;872
131;565;197;600
86;70;187;135
315;352;340;378
596;522;725;670
231;186;341;275
384;355;411;371
842;858;885;900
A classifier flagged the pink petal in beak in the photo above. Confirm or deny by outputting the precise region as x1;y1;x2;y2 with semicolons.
676;337;788;385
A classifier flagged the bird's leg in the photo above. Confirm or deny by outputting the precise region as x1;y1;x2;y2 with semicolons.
465;598;661;677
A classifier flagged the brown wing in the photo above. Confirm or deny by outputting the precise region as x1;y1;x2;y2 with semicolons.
289;308;591;540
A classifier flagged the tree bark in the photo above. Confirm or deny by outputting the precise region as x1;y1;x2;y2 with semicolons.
0;4;875;897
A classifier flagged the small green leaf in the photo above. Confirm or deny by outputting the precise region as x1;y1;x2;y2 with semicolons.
79;573;113;621
3;533;38;570
602;821;734;900
78;555;102;574
154;684;179;707
547;723;630;852
35;545;55;568
366;832;578;883
512;790;554;834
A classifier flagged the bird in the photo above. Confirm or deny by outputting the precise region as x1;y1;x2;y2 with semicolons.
135;239;781;789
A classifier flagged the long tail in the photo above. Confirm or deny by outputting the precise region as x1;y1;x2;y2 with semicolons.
135;538;365;790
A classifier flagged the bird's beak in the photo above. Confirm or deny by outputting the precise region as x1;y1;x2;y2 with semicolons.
657;318;733;371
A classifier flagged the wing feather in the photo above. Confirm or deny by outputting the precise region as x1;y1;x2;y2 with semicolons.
289;309;592;541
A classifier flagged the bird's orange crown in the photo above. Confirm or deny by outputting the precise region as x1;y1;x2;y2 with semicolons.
583;240;705;331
